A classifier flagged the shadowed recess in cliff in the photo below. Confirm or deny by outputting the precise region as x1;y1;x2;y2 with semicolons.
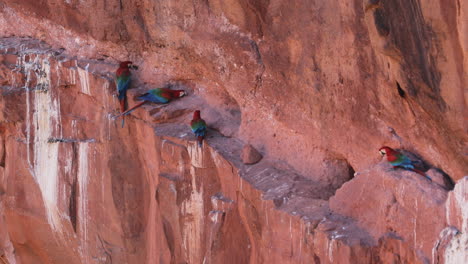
0;0;467;259
396;81;405;98
69;177;77;232
368;0;444;110
394;148;455;190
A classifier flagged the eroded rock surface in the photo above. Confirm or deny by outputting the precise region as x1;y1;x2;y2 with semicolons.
0;0;465;180
443;177;468;264
0;0;466;263
330;163;448;262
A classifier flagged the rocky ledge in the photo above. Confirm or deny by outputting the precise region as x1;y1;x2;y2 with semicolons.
0;38;466;263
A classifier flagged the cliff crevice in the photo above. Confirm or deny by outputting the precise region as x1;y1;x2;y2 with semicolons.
0;0;466;262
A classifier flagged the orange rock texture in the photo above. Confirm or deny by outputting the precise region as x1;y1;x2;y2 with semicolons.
0;0;466;263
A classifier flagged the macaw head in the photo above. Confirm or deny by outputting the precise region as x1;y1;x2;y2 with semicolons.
193;110;201;119
119;61;133;68
175;90;186;98
379;146;395;157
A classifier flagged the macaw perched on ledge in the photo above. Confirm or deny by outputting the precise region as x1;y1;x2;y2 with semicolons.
191;110;207;147
115;61;137;127
117;88;186;117
379;146;431;181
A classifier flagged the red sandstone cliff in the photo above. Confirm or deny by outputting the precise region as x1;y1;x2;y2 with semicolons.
0;0;466;263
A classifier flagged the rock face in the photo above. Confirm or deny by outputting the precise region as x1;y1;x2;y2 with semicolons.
330;164;448;262
443;177;468;264
0;0;466;263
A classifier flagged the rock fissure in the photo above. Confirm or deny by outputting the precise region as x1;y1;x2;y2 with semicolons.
0;0;466;261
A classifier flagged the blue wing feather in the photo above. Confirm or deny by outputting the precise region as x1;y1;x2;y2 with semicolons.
191;120;206;137
116;75;131;100
138;92;171;103
390;154;415;169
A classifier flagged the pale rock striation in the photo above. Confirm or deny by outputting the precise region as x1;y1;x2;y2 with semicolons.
0;0;466;263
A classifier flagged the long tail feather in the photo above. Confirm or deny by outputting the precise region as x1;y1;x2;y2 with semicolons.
120;99;126;128
115;101;147;118
410;168;425;176
123;101;147;116
410;168;432;181
197;136;203;147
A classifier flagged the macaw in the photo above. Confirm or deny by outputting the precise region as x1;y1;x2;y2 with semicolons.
379;146;431;181
118;88;186;116
116;61;136;127
190;110;207;147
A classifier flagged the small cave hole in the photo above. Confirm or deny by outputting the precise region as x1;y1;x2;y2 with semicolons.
326;159;357;199
432;168;455;191
396;82;406;98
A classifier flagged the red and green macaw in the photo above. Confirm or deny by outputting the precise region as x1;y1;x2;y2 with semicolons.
190;110;207;147
379;146;431;181
118;88;186;116
115;61;135;127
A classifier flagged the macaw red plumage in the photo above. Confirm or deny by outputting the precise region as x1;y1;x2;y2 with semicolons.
116;61;134;127
379;146;431;181
117;88;186;117
190;110;207;147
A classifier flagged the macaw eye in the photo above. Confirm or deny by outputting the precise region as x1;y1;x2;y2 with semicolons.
379;150;386;155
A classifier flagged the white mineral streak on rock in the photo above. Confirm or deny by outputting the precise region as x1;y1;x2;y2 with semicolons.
188;142;204;168
181;164;204;263
445;177;468;264
78;142;89;263
432;227;459;264
328;238;335;263
25;64;33;175
23;54;63;231
101;82;112;141
77;63;91;95
69;65;76;85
